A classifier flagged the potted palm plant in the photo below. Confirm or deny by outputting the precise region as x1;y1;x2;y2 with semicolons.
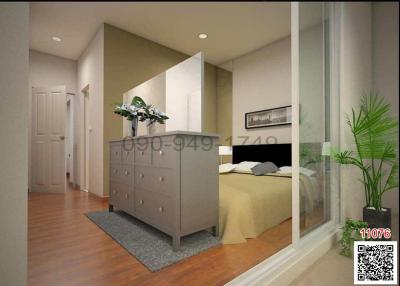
335;92;398;230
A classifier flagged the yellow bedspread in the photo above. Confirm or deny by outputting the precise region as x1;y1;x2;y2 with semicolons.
219;173;292;244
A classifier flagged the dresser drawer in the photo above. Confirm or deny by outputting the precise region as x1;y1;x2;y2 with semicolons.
134;189;154;223
152;140;178;168
110;164;122;181
134;139;151;165
135;189;174;232
121;141;134;164
109;181;120;206
110;181;133;213
120;165;133;186
135;166;176;197
119;183;132;214
152;193;175;231
110;142;122;163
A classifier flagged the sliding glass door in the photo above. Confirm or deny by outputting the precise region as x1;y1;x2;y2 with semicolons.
294;2;340;238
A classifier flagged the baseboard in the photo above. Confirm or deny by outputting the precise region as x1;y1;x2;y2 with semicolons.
88;191;109;203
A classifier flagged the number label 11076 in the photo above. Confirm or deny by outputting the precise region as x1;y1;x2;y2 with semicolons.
360;228;392;240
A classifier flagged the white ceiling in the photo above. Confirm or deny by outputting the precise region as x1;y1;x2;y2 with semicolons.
30;2;291;65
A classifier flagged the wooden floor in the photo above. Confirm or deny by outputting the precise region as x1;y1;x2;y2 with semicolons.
28;186;291;286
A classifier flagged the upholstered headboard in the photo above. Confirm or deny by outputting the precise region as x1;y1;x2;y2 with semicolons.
232;144;291;167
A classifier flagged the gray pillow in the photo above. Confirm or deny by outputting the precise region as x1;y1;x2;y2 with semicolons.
251;162;279;176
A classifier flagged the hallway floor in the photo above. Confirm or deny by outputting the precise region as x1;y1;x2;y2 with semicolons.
28;187;291;286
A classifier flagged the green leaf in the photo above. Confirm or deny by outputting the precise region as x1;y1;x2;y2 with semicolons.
131;96;147;108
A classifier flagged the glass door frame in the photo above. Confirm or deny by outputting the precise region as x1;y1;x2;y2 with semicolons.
294;1;342;243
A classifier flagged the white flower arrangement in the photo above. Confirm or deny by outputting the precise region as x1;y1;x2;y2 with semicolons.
114;96;169;125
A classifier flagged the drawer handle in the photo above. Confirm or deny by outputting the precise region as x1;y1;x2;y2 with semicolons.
125;151;129;156
140;151;144;156
158;207;164;213
113;169;118;174
159;150;164;156
159;176;164;182
115;151;119;155
139;173;144;178
139;199;144;205
125;170;129;175
125;194;128;199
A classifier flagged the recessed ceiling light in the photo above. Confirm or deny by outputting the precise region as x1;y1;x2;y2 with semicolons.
52;36;62;42
198;33;208;39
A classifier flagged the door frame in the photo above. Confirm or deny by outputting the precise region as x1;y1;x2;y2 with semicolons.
82;85;90;193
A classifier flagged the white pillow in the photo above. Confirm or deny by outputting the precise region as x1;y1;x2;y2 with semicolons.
219;163;236;174
233;161;260;174
278;166;292;174
300;167;316;177
276;166;316;177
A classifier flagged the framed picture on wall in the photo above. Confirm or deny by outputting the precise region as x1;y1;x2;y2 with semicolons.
245;105;292;129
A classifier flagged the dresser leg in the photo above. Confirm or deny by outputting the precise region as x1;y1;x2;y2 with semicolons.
109;204;114;212
212;225;219;238
172;236;180;251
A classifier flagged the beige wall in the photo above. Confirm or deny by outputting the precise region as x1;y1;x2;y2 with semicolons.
0;3;29;285
29;50;77;94
372;2;399;215
340;2;372;220
123;73;167;136
77;25;104;197
232;37;292;145
217;67;233;147
204;64;217;133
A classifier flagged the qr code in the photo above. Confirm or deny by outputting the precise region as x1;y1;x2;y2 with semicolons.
354;241;398;285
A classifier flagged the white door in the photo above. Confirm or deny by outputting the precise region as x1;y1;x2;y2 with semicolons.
32;86;66;192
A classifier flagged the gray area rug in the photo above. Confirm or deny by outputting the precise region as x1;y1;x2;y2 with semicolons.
86;210;220;271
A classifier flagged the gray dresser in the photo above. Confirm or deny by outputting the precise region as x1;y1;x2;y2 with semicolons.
109;131;219;250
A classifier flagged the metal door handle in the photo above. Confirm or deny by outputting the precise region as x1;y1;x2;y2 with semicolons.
158;207;164;213
139;173;144;178
159;150;164;156
139;200;144;205
159;176;164;182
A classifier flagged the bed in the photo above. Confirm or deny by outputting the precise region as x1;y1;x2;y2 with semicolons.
218;144;319;244
218;144;293;244
219;173;292;244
